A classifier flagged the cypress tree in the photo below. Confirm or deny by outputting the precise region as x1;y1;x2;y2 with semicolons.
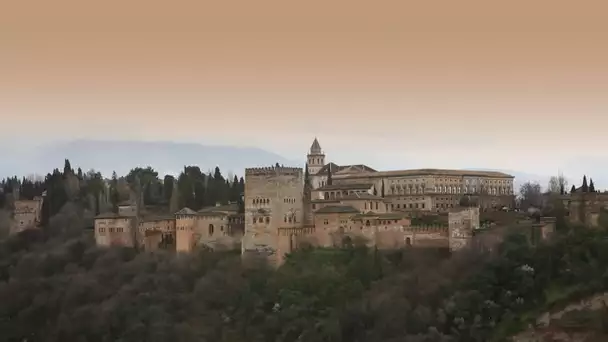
304;163;310;186
63;159;73;175
582;175;589;192
381;180;385;197
327;164;333;186
589;178;596;193
571;185;576;194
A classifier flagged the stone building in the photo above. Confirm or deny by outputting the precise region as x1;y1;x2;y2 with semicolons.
175;203;244;253
138;216;175;251
94;202;244;252
241;166;304;265
307;138;515;212
10;196;44;234
564;190;608;228
448;207;480;251
94;212;136;247
240;138;510;266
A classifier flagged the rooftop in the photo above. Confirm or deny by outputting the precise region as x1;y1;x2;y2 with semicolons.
95;212;135;219
316;183;374;191
334;168;514;179
175;207;198;216
198;203;239;213
315;163;377;176
340;193;384;200
351;212;409;220
315;205;360;214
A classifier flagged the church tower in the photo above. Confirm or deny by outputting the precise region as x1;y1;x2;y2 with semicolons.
307;138;325;176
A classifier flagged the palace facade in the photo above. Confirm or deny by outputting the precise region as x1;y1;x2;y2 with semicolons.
93;137;516;266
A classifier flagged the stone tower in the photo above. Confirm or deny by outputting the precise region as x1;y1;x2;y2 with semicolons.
307;138;325;176
242;166;304;265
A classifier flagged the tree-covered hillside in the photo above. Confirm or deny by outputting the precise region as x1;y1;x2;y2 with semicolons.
3;220;608;341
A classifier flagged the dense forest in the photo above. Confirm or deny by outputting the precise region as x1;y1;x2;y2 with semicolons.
0;159;245;230
2;161;608;341
1;215;608;341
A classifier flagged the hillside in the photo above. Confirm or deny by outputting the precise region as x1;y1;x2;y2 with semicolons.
3;211;608;341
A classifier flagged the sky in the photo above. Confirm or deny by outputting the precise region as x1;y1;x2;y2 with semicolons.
2;0;608;181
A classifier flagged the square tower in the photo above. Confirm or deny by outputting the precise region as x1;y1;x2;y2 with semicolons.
242;166;304;265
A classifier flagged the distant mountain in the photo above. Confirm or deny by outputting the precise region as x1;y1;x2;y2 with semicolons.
1;140;300;178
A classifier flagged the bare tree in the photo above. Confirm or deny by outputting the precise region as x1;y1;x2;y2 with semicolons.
519;181;542;210
547;173;569;194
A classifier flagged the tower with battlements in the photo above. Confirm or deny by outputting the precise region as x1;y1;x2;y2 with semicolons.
242;166;304;265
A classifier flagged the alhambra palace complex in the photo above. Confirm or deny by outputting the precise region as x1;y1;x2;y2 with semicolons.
11;138;572;265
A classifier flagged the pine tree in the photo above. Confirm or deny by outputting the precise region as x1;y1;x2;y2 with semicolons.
589;178;596;193
571;185;576;193
559;184;565;195
77;167;83;180
582;175;589;192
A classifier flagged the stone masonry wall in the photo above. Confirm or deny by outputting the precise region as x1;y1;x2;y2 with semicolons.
242;167;304;265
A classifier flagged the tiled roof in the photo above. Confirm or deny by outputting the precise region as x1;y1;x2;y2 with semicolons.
310;138;322;154
198;203;239;213
198;211;229;217
340;193;384;200
95;212;134;219
316;183;374;191
335;168;514;179
140;216;174;222
315;163;377;176
311;199;341;204
315;205;360;214
175;207;197;215
351;212;409;220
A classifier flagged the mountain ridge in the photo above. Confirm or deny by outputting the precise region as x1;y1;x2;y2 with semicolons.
0;140;570;190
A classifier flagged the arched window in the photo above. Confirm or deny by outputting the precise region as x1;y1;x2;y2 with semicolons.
365;220;371;226
208;224;214;236
265;217;270;224
406;237;412;246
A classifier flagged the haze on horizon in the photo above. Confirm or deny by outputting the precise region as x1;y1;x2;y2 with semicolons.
2;0;608;181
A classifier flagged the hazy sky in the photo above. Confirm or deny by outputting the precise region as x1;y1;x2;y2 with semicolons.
2;0;608;178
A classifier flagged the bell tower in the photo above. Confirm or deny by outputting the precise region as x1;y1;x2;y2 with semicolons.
306;138;325;176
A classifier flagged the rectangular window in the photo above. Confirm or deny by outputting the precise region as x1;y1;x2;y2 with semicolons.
324;219;329;225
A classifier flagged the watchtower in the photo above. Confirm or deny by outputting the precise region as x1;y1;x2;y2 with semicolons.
242;166;304;265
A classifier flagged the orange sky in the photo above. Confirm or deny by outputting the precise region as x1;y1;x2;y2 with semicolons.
2;0;608;176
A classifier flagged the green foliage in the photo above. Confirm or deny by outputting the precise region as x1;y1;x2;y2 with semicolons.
6;225;608;341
